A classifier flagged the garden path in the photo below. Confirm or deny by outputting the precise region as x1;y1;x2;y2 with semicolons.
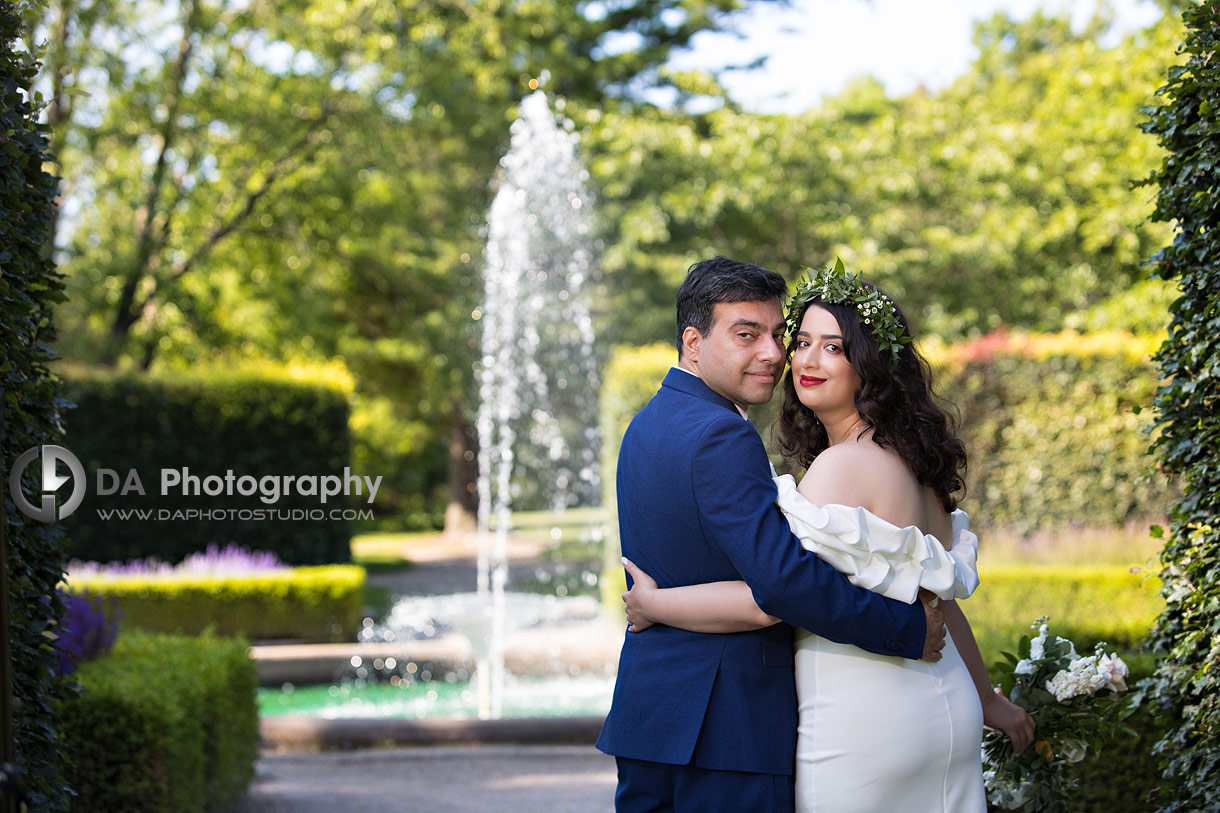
363;529;553;597
236;744;616;812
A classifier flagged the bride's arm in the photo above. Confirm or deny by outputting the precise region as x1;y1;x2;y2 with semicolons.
939;597;1035;754
620;557;780;633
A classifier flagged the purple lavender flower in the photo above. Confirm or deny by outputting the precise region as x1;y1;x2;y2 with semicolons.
177;543;286;575
68;542;287;578
54;590;121;677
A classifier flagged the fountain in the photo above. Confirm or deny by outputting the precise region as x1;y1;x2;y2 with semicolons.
471;88;602;719
255;90;609;730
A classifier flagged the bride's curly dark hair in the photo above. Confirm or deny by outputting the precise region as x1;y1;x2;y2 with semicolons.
777;289;967;512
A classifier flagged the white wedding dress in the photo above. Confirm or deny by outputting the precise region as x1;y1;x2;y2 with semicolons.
773;474;986;813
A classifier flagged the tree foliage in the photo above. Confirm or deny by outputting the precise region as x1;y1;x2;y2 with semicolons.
1140;3;1220;810
581;9;1179;343
38;0;773;527
1;2;74;809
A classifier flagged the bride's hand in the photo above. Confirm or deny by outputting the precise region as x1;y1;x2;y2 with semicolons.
983;689;1036;755
620;557;659;633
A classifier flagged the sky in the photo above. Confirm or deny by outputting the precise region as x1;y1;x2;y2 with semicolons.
671;0;1167;114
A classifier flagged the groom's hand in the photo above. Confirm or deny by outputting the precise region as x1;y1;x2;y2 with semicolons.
918;589;946;662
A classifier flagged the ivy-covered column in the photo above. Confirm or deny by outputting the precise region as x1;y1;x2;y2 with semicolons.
1141;3;1220;811
1;3;75;811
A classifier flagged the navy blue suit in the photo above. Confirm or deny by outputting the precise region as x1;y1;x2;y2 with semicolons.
596;368;926;808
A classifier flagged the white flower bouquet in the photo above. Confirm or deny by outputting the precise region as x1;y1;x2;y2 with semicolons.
983;618;1136;811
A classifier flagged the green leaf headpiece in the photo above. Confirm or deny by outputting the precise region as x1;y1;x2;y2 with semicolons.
786;258;911;364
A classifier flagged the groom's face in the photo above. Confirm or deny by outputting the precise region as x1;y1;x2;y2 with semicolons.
685;299;787;409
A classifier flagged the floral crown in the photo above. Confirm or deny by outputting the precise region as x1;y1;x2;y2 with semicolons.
786;258;911;363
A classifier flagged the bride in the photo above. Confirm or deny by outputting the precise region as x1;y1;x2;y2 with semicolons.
621;262;1034;811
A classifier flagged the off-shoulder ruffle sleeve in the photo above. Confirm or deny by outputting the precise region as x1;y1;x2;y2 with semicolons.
773;474;979;604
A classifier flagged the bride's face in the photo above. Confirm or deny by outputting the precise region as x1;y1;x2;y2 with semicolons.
790;305;861;418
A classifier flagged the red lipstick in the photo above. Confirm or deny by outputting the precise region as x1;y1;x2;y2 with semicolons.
800;375;825;387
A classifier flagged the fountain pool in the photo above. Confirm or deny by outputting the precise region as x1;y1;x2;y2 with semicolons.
258;673;614;720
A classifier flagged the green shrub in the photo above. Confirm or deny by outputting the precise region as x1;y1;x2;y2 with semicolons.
68;565;366;642
59;631;258;813
932;330;1174;536
1;5;75;808
600;332;1173;547
59;365;354;565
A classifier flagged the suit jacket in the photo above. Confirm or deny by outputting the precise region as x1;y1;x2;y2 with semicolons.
596;368;926;775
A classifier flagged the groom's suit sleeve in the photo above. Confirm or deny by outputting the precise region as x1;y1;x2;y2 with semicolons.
692;412;926;658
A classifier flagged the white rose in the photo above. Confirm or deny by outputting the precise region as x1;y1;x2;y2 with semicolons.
1014;658;1035;675
1029;637;1045;661
1047;670;1076;702
1099;653;1129;692
1047;656;1106;701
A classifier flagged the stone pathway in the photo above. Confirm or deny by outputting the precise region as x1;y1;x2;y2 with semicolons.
236;745;617;812
362;530;564;597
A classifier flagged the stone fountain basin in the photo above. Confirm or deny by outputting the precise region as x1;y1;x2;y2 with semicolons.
249;619;623;686
251;619;623;751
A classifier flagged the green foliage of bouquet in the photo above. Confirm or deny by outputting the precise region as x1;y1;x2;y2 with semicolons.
983;619;1136;811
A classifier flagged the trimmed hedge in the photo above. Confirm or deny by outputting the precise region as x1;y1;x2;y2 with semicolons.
59;631;258;813
66;565;366;643
599;333;1174;543
935;329;1174;535
59;365;354;565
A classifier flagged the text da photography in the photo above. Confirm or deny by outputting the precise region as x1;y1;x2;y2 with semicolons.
96;466;383;504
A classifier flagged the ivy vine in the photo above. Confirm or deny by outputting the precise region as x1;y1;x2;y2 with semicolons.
1;2;75;810
1140;3;1220;811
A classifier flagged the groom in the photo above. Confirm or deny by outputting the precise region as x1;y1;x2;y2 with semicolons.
596;256;945;811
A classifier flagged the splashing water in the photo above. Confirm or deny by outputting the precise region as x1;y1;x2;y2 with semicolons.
473;91;602;719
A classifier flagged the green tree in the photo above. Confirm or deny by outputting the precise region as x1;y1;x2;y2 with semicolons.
582;8;1179;347
39;0;777;530
579;79;858;343
1140;3;1220;810
1;2;75;809
834;9;1179;336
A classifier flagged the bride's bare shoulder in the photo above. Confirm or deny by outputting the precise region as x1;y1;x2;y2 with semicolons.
799;438;915;508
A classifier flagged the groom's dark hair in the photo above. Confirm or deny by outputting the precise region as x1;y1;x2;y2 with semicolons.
676;256;789;357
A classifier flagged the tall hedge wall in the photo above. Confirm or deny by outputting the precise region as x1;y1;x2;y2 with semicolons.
935;329;1173;534
1139;3;1220;809
600;332;1171;542
59;367;354;565
1;4;75;810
